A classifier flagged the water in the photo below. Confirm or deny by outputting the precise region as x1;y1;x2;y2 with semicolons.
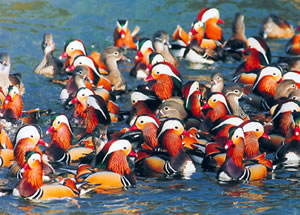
0;0;299;214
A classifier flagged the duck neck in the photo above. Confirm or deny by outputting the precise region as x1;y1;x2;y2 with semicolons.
51;124;71;151
153;75;173;100
227;139;244;168
161;130;184;157
107;150;131;176
244;132;259;159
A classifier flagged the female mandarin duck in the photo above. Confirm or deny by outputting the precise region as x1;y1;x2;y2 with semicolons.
79;139;137;190
282;70;300;89
217;127;271;182
44;114;93;165
113;19;139;50
224;13;247;61
34;33;64;77
274;112;300;166
129;114;160;150
153;30;178;67
100;46;129;92
251;65;283;109
135;118;196;178
146;62;182;100
13;151;79;200
286;34;300;55
0;52;25;97
274;80;297;103
0;85;23;122
259;13;294;39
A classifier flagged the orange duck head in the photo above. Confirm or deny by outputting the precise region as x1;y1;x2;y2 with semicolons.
1;85;23;121
46;114;73;151
146;62;182;100
14;125;47;167
247;36;271;66
129;114;160;150
60;39;87;69
201;92;232;123
114;19;137;50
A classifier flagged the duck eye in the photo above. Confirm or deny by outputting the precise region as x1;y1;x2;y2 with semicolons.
164;107;169;111
132;99;136;103
292;84;296;88
212;99;217;102
70;47;74;50
175;126;179;129
78;70;82;74
79;62;82;65
272;73;276;76
30;135;34;138
123;146;127;150
156;71;160;75
235;135;239;139
140;120;144;124
292;96;296;100
113;51;119;56
57;121;61;125
234;90;239;93
256;128;259;132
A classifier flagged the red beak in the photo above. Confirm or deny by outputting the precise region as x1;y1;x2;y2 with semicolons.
128;150;138;157
201;103;210;110
120;30;126;39
145;73;155;81
261;132;271;140
5;95;12;102
295;127;300;136
224;140;233;150
190;28;197;35
37;138;48;147
182;129;191;137
59;51;69;59
46;126;55;134
66;64;75;72
217;18;224;24
129;124;138;131
69;97;79;105
147;64;153;72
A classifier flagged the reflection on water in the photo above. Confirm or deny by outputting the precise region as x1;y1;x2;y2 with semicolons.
0;0;299;214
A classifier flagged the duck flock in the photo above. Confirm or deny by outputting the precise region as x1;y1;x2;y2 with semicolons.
0;7;299;201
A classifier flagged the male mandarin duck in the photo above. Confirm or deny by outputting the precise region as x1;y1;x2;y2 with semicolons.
286;34;300;55
79;139;137;191
135;118;196;177
113;19;139;50
247;36;271;65
196;8;224;43
201;92;232;124
217;127;271;182
85;95;111;133
0;52;25;98
34;33;64;77
240;120;270;160
224;13;248;61
59;65;93;103
129;114;160;150
251;65;283;109
100;46;129;92
223;84;249;120
0;85;23;122
69;87;95;121
274;112;300;166
44;114;93;165
13;151;79;200
271;100;300;139
130;38;154;79
289;89;300;101
259;13;294;39
182;81;204;119
145;62;182;100
153;30;178;67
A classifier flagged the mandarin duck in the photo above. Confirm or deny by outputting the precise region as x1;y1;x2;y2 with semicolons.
34;33;64;77
217;127;271;182
13;151;79;200
135;118;196;178
113;19;139;50
259;13;294;39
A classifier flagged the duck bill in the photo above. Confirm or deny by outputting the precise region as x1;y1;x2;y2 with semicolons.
120;30;126;39
217;18;224;24
295;127;300;136
145;74;155;81
201;103;211;110
5;95;12;102
128;150;137;157
261;132;271;140
66;64;75;72
59;51;69;60
46;126;55;134
224;140;233;150
69;97;79;105
120;55;130;62
182;129;192;137
190;28;197;36
37;138;48;147
129;124;138;131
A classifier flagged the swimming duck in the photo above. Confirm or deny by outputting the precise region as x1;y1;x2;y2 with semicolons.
153;30;178;67
114;19;139;50
274;79;297;102
34;33;64;77
282;70;300;89
135;118;196;178
146;62;182;100
224;12;247;61
217;127;271;182
79;139;137;191
13;151;79;200
259;13;294;39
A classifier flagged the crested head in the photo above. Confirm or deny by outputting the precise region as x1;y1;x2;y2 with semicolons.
157;118;185;139
15;125;42;147
64;39;87;55
137;38;154;52
132;114;160;129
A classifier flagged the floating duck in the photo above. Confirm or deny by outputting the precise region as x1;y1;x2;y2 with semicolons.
114;19;139;50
